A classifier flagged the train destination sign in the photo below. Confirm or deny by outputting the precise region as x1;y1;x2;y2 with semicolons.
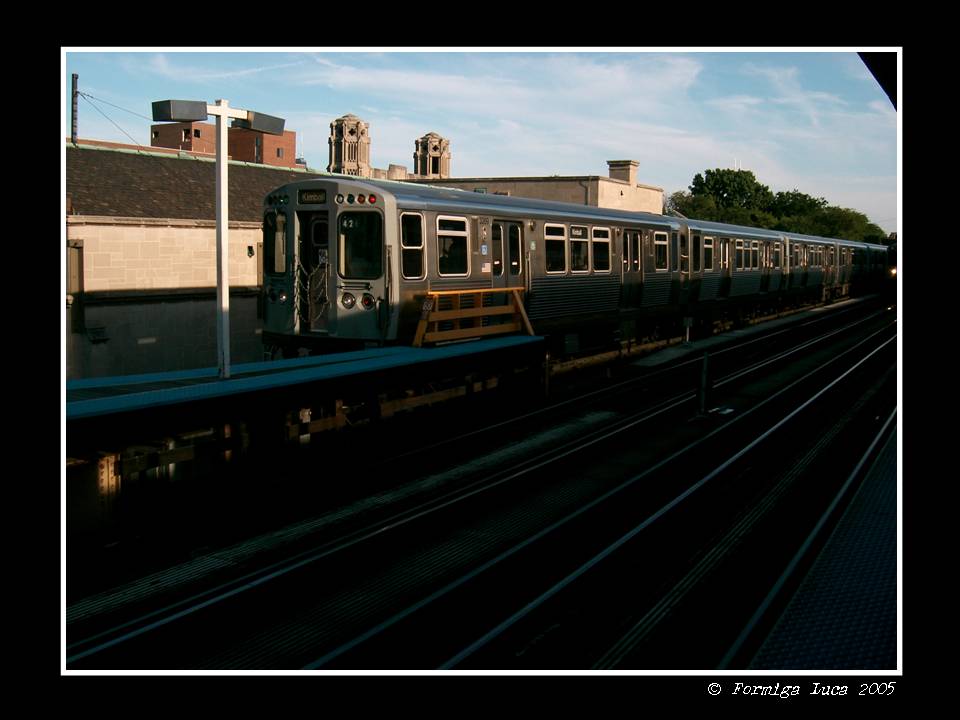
299;190;327;204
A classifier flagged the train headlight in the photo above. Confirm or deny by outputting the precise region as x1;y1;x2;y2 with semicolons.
361;293;376;310
890;267;897;276
278;291;288;304
341;292;356;309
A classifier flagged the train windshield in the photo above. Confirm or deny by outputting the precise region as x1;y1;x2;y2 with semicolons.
338;212;383;279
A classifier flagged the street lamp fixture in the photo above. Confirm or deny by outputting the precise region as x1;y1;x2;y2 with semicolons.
152;99;285;379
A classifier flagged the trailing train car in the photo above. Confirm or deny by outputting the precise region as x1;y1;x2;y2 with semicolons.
261;176;888;356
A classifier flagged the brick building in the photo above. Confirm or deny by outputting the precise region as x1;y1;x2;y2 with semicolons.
150;122;304;168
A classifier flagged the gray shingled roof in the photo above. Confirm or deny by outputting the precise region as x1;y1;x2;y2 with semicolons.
66;144;326;222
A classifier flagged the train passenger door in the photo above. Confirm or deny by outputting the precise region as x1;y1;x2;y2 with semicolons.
621;229;642;307
491;220;525;291
678;231;690;304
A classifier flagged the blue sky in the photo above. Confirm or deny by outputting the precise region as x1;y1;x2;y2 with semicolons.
63;49;899;233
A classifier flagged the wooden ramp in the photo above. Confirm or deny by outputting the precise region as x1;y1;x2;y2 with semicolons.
413;287;534;347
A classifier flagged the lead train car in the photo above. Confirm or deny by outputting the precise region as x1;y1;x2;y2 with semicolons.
261;177;888;355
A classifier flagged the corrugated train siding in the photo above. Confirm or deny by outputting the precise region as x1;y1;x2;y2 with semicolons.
641;274;672;307
699;274;722;301
730;271;762;297
528;275;620;320
768;274;782;292
429;278;491;292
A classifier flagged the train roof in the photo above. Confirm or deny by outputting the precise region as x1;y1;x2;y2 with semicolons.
275;175;887;250
278;176;683;231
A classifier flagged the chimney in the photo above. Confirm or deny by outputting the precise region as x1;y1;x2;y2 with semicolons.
607;160;639;186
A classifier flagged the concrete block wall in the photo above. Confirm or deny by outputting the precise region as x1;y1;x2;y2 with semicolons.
67;216;264;292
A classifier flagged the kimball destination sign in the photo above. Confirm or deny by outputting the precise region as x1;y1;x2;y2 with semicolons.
299;190;327;205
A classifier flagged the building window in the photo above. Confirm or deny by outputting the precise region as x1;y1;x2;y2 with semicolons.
544;224;567;274
401;213;424;279
182;129;190;142
654;232;668;271
277;147;284;159
592;227;611;272
152;130;159;140
437;216;469;276
194;129;201;138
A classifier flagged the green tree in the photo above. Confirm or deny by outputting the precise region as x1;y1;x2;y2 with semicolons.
689;169;773;220
769;189;828;219
679;168;887;240
667;191;719;220
807;206;886;242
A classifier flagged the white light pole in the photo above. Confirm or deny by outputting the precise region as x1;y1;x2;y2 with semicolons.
152;99;285;379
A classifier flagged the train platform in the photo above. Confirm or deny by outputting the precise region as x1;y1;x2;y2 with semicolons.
67;335;545;422
747;424;898;670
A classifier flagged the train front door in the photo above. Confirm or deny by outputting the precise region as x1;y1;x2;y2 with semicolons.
296;211;333;334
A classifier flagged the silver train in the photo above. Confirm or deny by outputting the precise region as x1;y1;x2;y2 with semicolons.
261;177;891;355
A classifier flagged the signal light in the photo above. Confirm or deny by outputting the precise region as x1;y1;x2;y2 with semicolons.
368;194;376;204
341;292;356;309
361;293;376;310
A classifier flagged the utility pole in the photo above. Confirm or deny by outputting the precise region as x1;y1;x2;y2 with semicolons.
153;98;284;379
71;74;78;145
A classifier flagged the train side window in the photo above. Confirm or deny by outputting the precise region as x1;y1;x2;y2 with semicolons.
654;232;668;271
400;212;424;280
570;225;589;272
671;232;679;272
592;227;611;272
693;235;701;272
437;216;469;276
679;234;689;273
544;224;567;274
773;242;781;269
735;240;744;271
508;223;522;276
703;236;714;272
752;241;759;270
